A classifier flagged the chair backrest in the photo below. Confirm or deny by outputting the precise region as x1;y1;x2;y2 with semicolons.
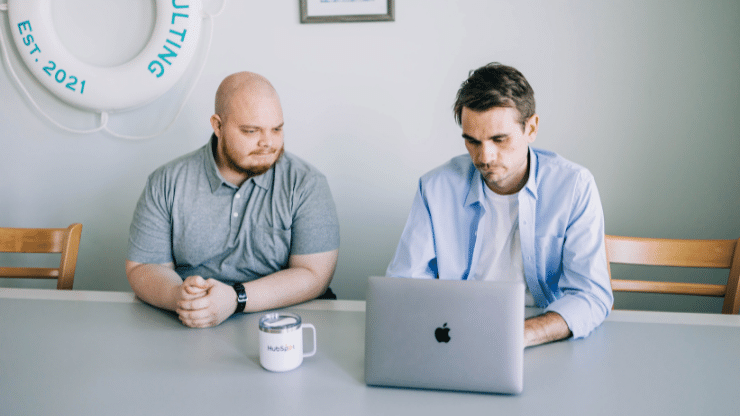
605;235;740;314
0;223;83;290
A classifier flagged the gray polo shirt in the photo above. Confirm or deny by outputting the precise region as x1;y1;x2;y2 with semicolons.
127;135;340;285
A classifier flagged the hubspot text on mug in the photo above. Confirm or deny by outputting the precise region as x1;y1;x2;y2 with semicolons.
258;312;317;372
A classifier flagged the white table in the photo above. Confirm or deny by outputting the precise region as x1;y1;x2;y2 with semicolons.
1;288;738;415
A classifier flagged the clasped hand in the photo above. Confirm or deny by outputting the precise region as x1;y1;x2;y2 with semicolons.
175;276;237;328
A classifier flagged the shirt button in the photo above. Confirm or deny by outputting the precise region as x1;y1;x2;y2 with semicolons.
233;212;238;217
235;194;241;199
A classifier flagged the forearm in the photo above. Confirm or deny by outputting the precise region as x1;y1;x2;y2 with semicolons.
125;261;182;311
524;311;572;348
241;250;337;313
241;268;328;312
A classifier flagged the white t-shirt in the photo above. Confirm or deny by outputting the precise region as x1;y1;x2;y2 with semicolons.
472;182;535;306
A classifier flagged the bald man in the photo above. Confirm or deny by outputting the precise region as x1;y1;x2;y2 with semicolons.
126;72;340;328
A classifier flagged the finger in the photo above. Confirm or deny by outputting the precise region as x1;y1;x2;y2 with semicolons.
181;292;206;302
177;296;210;311
183;275;209;288
183;318;217;328
179;313;218;328
183;284;208;296
177;307;211;323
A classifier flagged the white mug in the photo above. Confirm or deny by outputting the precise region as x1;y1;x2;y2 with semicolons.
258;312;316;372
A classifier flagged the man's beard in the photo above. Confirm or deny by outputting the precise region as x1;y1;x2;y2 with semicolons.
230;146;285;178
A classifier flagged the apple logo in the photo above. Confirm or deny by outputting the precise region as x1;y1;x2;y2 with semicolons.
434;323;451;343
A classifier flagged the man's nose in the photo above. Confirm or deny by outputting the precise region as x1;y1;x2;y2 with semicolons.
257;132;272;148
479;142;498;164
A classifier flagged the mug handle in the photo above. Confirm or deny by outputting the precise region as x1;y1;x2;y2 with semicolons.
303;323;317;358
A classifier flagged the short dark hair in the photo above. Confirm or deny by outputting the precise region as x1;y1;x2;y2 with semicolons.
453;63;535;129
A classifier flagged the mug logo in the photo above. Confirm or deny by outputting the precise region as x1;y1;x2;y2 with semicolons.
434;323;451;343
267;344;296;352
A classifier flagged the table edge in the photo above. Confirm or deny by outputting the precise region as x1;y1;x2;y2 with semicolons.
0;287;366;311
2;288;738;326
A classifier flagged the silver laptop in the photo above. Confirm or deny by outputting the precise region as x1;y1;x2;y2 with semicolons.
364;276;524;394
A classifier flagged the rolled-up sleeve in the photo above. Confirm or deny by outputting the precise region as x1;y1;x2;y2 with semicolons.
545;170;613;339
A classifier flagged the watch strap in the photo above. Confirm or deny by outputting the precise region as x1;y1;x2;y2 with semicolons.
233;283;247;314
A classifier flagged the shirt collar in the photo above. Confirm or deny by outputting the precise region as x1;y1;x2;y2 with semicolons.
204;134;226;193
204;133;277;193
465;165;485;207
465;147;538;206
522;147;538;199
251;158;276;191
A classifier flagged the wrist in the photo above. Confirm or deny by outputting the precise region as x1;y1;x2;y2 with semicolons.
170;282;185;311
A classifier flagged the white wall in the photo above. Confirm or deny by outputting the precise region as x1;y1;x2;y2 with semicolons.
2;1;739;312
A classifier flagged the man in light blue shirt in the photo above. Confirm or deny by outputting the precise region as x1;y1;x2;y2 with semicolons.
387;63;613;347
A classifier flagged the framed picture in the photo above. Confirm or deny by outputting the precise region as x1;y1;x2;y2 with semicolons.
300;0;395;24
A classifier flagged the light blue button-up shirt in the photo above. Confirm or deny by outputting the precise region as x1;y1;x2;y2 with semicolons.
386;147;613;339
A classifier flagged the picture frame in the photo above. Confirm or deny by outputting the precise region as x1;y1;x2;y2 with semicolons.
300;0;395;24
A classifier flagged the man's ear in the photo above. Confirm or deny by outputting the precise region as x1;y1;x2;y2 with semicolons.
525;114;539;143
210;114;222;138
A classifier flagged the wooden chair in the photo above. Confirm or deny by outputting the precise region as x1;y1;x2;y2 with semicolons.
0;223;83;290
605;235;740;314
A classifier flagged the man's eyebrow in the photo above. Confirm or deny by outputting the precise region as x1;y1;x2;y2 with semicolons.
238;122;284;130
462;133;508;141
488;134;508;141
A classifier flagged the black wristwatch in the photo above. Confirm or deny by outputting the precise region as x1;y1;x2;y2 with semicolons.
233;283;247;314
